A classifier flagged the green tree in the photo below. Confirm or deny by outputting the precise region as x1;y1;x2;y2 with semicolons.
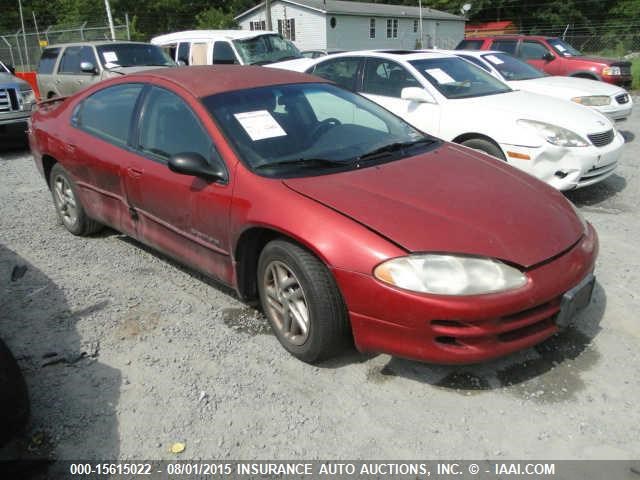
196;7;236;29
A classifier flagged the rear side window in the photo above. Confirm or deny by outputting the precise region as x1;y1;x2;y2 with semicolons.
456;40;484;50
177;42;190;65
310;58;361;91
490;40;518;55
75;83;144;146
38;48;60;74
162;43;177;61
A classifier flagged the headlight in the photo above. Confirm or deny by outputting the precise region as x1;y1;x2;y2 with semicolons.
517;119;589;147
20;89;36;106
602;66;621;76
571;95;611;106
373;254;527;295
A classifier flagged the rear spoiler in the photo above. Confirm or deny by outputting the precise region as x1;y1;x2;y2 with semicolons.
37;95;68;106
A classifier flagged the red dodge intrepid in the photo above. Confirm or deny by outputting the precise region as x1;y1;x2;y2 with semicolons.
29;66;598;364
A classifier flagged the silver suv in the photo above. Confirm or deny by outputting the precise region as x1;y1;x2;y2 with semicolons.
0;59;36;131
37;41;175;99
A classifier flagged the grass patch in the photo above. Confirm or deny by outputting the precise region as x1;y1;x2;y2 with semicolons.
632;59;640;91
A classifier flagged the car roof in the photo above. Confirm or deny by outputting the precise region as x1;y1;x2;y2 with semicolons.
46;40;151;49
321;49;457;61
125;65;328;98
463;35;554;41
440;49;503;57
151;30;280;44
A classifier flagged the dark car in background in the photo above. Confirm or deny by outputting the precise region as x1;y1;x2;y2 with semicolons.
457;35;632;88
36;41;175;99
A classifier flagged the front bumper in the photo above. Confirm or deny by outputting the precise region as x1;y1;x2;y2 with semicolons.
499;130;624;191
597;96;633;121
333;224;598;365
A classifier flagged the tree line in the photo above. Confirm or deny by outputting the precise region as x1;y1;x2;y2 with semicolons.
1;0;637;40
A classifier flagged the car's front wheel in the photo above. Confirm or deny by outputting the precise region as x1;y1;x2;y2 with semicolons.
460;138;506;161
257;239;350;363
50;163;102;236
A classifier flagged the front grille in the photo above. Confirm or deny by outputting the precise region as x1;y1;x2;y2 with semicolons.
616;93;629;104
588;129;614;147
620;66;631;76
0;88;13;112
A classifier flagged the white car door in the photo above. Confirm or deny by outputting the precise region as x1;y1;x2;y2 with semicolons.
360;58;441;136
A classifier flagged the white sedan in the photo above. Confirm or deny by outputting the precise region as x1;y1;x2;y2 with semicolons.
278;50;624;191
447;49;633;121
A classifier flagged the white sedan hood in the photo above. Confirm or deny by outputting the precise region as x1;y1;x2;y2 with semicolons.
456;90;614;141
509;75;626;99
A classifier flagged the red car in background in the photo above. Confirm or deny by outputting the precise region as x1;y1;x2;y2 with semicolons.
29;66;598;365
457;35;633;88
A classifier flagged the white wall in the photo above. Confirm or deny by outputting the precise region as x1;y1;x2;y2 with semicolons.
238;1;327;51
326;15;464;51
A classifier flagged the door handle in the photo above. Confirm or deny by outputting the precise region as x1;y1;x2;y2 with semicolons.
127;168;143;178
63;143;76;154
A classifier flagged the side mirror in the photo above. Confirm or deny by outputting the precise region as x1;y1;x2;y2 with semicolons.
401;87;435;104
80;61;97;74
168;152;227;182
543;52;555;62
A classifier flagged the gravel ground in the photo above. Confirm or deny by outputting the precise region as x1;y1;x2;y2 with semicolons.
0;104;639;463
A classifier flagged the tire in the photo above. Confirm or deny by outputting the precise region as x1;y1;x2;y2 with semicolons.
0;338;29;447
460;138;506;161
257;239;350;363
49;163;102;236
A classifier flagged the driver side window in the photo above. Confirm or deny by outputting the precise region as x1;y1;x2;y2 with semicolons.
362;59;420;98
138;87;213;162
520;41;551;60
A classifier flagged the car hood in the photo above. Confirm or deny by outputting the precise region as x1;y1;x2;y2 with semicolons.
0;72;29;89
459;90;613;135
283;143;583;268
510;75;625;98
563;55;630;67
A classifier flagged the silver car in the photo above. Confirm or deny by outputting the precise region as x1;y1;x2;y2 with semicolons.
36;41;175;99
0;59;36;130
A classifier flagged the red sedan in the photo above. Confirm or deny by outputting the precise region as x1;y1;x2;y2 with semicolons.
29;66;598;364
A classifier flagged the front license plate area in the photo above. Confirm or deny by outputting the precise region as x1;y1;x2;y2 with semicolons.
556;274;595;329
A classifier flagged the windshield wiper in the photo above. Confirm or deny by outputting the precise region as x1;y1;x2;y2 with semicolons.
356;138;437;163
255;157;347;170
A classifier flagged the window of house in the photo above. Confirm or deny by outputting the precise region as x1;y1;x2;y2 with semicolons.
277;18;296;41
370;19;376;39
75;84;144;146
386;19;398;39
413;19;418;33
250;20;267;31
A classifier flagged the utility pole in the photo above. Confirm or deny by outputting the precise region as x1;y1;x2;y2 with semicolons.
418;0;424;49
265;0;272;31
18;0;30;69
104;0;116;41
32;11;42;51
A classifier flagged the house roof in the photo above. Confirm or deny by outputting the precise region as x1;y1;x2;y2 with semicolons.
235;0;466;22
465;21;516;32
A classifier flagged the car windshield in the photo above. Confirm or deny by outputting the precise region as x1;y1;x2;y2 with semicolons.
409;57;512;99
547;38;583;57
202;83;438;178
232;34;302;65
481;52;546;81
96;43;175;68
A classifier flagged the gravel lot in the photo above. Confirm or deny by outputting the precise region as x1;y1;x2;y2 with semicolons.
1;103;639;463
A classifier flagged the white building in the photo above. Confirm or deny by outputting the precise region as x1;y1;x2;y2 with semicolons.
235;0;466;52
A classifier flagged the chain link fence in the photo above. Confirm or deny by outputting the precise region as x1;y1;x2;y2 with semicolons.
518;26;640;56
1;23;129;72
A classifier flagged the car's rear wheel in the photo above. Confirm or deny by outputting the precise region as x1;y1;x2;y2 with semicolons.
257;239;349;363
460;138;506;161
50;163;102;236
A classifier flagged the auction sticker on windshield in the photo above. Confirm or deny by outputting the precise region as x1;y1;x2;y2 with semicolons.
234;110;287;141
425;68;455;84
103;51;118;63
